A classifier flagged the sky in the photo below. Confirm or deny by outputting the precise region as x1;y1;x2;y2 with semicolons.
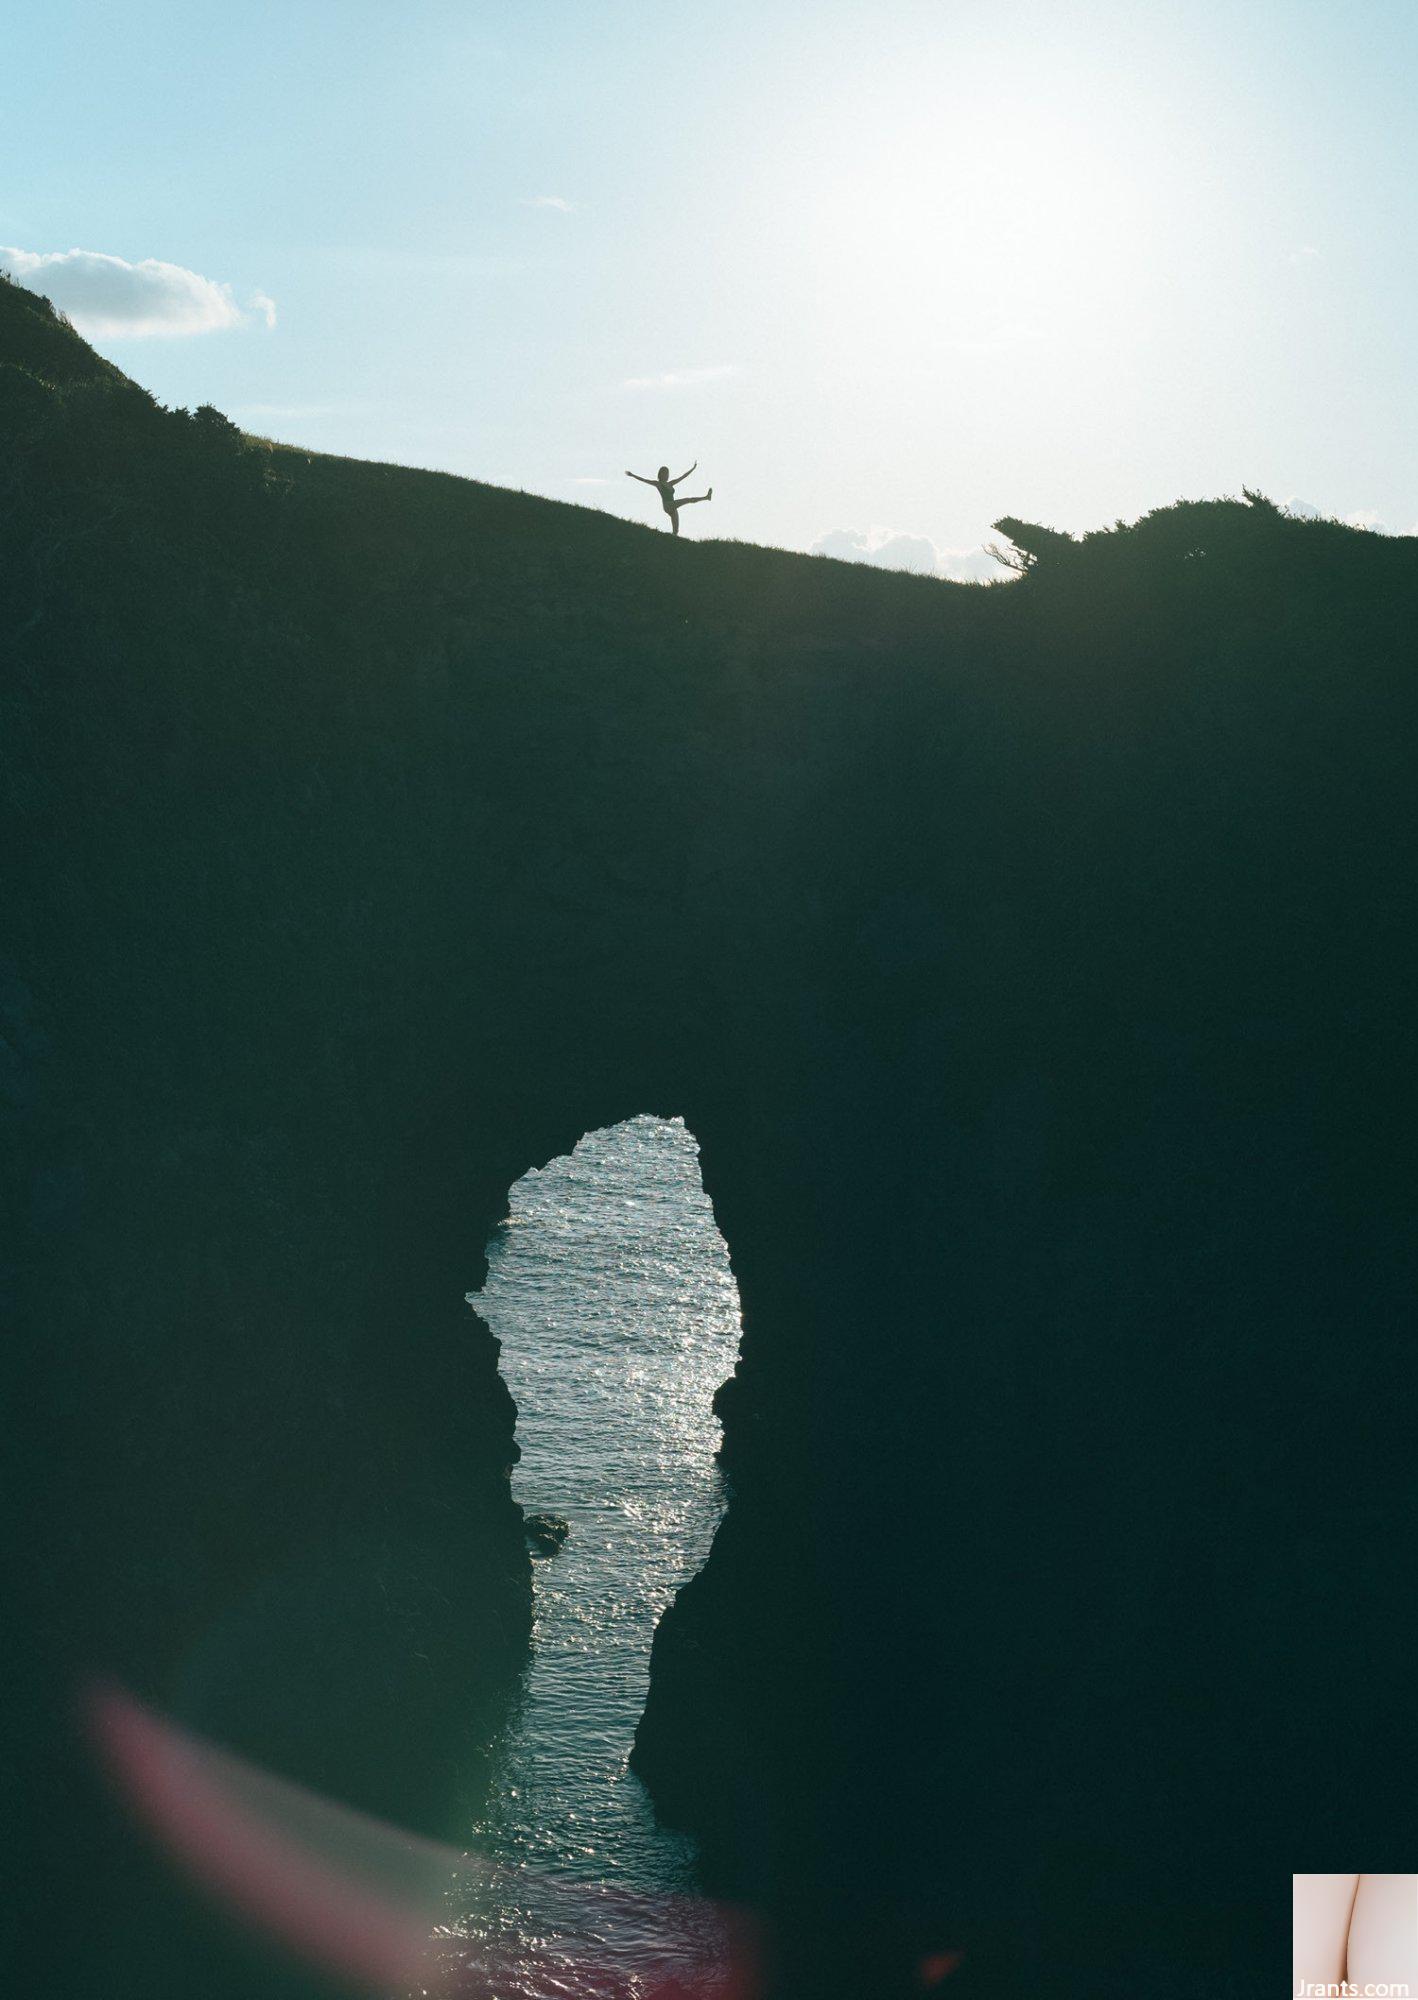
5;0;1417;575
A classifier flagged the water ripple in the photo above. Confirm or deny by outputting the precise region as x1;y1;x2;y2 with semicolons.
455;1117;741;1996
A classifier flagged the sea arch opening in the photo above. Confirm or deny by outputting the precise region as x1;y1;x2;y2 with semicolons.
454;1114;741;1986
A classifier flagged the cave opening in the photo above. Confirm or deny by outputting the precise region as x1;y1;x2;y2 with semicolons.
451;1114;741;1985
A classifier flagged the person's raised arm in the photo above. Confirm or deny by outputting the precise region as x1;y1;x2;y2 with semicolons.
671;461;697;486
625;470;656;485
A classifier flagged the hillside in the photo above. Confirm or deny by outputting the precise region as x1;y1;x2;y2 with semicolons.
0;269;138;390
6;275;1418;2000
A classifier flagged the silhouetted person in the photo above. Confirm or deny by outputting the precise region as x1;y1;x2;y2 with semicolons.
625;460;713;536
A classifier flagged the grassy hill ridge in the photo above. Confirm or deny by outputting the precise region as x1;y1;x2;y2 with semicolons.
9;268;1410;640
8;272;1418;2000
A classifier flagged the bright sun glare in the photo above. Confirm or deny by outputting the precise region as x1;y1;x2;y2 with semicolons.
803;92;1156;370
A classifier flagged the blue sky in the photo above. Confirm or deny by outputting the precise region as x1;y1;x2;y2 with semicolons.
5;0;1416;572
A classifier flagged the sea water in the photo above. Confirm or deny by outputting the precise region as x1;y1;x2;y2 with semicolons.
440;1115;742;1998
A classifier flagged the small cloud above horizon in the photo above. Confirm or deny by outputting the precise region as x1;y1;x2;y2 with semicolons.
1282;496;1416;535
522;194;575;212
622;364;737;391
0;245;274;338
1287;244;1321;263
810;525;1005;584
568;475;610;485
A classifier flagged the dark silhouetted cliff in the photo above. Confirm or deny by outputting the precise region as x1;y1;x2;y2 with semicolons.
6;276;1418;1999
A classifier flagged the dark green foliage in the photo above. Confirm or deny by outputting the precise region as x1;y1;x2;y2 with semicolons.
0;267;135;390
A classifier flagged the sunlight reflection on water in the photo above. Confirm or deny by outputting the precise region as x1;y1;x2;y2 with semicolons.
449;1115;742;1997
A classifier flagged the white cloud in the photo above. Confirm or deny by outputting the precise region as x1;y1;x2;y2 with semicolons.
569;476;609;486
809;526;1005;584
1345;511;1418;536
1287;244;1321;263
522;194;574;212
0;245;274;338
622;364;737;390
1282;497;1416;535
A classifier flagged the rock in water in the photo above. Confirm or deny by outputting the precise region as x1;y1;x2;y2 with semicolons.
523;1513;570;1557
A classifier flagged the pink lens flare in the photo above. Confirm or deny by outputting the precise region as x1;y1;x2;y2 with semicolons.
83;1677;461;1992
83;1680;962;1995
82;1678;766;1995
